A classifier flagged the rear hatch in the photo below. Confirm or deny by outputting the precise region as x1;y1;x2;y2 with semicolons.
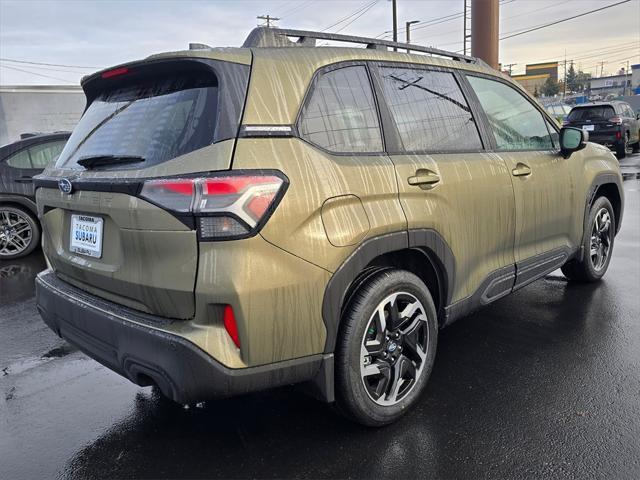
35;54;250;319
565;105;619;137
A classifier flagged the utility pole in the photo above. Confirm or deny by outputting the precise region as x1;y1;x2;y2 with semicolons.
626;60;630;95
463;0;471;56
257;14;279;27
563;51;567;100
503;63;516;75
471;0;499;69
391;0;398;51
406;20;420;44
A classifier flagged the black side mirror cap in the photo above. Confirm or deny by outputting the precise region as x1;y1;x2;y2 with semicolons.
559;127;588;159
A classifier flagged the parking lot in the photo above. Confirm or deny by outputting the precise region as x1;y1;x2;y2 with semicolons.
1;153;639;479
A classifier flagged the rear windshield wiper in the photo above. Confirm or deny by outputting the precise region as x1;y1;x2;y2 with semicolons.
77;155;145;169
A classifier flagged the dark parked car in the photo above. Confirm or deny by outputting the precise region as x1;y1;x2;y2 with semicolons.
0;132;70;259
564;101;640;159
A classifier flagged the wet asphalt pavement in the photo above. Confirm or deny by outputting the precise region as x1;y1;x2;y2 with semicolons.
1;155;639;479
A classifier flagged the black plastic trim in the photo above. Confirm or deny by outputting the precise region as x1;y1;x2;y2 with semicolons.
321;229;456;352
36;269;324;404
0;194;38;216
513;247;571;290
33;169;289;240
443;264;515;326
584;172;624;238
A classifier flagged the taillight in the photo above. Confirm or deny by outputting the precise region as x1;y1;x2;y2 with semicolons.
609;116;622;125
101;67;129;79
223;305;240;348
139;172;287;240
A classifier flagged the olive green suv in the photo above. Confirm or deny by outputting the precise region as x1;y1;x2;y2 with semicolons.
35;28;624;426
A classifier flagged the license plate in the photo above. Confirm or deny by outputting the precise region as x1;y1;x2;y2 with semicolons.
70;214;103;258
582;125;595;131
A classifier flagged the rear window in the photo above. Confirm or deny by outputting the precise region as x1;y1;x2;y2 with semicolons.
568;106;615;122
57;71;222;170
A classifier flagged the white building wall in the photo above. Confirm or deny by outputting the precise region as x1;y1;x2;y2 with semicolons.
0;86;85;146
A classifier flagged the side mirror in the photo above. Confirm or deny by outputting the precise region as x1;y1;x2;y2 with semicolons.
560;127;588;159
636;113;640;120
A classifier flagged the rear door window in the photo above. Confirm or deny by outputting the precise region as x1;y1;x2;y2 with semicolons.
56;73;219;170
567;106;615;122
378;67;482;152
467;76;554;151
298;65;383;153
27;140;67;168
6;140;66;169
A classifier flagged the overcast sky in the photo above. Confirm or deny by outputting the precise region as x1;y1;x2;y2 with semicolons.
1;0;638;85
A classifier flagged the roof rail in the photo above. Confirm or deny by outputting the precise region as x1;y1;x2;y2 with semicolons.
242;27;479;64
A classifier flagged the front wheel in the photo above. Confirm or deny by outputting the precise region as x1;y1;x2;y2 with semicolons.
335;269;438;427
0;206;41;260
561;196;615;282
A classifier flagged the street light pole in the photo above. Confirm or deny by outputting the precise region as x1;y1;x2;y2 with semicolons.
406;20;420;44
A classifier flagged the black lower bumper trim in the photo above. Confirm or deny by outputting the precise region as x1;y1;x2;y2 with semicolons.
36;270;329;404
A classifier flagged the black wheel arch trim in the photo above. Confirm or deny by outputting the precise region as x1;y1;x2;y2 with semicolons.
321;229;455;353
584;173;624;242
0;194;38;217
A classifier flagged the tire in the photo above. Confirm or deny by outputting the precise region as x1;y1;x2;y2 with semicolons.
615;134;628;159
0;205;41;260
632;133;639;154
561;196;615;283
335;269;438;427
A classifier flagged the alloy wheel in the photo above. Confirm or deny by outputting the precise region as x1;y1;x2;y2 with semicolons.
590;207;612;272
0;209;33;258
360;292;430;406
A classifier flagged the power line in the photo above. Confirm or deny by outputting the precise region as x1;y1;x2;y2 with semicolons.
0;64;76;83
500;0;631;40
376;0;515;39
0;59;88;75
333;1;379;34
0;57;98;69
278;0;314;19
321;1;378;32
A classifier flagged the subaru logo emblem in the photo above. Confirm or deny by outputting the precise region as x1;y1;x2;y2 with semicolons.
387;342;397;353
58;178;73;194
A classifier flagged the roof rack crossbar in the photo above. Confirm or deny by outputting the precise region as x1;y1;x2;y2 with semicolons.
242;27;479;64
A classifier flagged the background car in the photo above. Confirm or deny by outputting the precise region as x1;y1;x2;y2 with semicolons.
544;102;572;124
0;132;70;259
564;101;640;158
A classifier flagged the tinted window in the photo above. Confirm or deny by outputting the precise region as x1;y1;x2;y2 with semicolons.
56;73;219;170
298;66;382;153
379;67;481;152
28;140;66;168
567;106;615;122
624;105;635;118
468;76;553;150
5;149;32;169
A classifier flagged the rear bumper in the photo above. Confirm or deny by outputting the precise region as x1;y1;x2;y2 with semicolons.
36;269;330;404
587;134;623;149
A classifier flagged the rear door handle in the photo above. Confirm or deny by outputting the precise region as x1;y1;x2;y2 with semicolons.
511;163;532;177
408;169;440;188
14;176;33;184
